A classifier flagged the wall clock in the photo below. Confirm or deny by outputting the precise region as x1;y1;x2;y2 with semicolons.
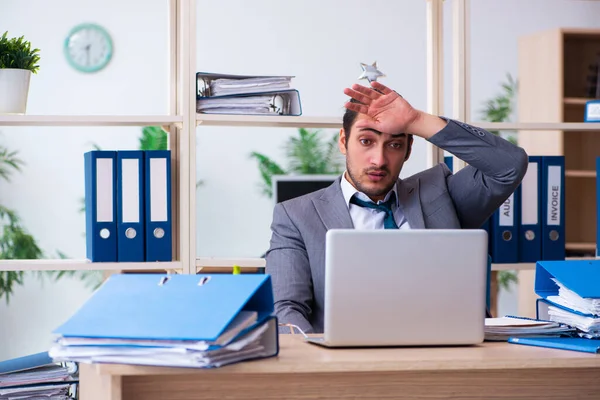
64;23;113;73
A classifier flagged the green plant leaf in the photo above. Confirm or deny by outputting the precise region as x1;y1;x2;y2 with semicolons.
249;152;286;198
0;31;41;73
139;126;168;151
497;270;518;292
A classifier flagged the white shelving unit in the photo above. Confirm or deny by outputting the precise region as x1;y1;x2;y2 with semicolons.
1;0;590;278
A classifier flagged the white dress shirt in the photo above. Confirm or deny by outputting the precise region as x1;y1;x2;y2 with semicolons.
340;172;411;230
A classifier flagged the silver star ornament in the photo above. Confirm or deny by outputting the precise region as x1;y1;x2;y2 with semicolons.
358;61;385;83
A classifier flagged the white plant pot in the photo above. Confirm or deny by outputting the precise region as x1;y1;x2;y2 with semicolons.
0;69;32;114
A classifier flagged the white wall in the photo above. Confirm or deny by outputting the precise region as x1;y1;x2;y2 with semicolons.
0;0;169;360
1;0;599;360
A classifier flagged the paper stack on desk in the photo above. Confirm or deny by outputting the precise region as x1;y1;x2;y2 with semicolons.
196;72;302;116
49;274;279;369
484;316;574;341
534;260;600;339
0;351;78;399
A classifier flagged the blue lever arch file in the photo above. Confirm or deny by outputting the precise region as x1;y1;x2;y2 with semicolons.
53;274;275;341
541;156;565;260
144;150;172;261
117;151;145;262
519;156;542;262
50;274;279;368
534;259;600;300
490;187;520;263
84;150;117;262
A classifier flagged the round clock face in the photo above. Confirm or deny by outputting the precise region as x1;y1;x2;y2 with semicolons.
64;23;113;73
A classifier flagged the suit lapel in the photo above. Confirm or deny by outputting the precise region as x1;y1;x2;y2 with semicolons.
397;178;426;229
313;178;354;230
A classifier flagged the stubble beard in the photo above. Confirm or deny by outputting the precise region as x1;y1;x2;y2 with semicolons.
346;165;396;199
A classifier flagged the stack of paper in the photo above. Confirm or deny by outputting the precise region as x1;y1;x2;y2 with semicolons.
49;274;279;369
534;260;600;339
0;351;78;399
209;76;291;97
484;316;574;341
196;72;302;116
545;278;600;338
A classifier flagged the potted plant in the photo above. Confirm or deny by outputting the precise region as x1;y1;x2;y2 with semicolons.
0;31;40;114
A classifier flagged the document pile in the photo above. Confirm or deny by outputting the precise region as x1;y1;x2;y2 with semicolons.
535;260;600;339
0;351;78;399
196;72;302;115
484;316;573;342
49;274;279;369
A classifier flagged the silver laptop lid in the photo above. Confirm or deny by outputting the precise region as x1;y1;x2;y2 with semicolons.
324;229;488;346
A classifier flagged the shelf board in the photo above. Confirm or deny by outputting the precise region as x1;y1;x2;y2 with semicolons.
0;115;183;127
564;97;597;105
492;255;599;271
565;242;596;251
565;170;597;178
0;259;182;271
469;121;600;131
491;263;535;271
197;114;341;129
195;257;265;274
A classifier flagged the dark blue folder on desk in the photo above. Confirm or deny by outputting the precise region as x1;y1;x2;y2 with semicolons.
53;273;276;343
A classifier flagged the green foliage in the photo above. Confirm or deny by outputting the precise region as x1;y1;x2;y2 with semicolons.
250;128;343;198
139;126;168;151
479;73;518;145
0;139;100;304
0;31;41;73
480;73;520;291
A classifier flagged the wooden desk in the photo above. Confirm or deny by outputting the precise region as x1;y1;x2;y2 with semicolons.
80;335;600;400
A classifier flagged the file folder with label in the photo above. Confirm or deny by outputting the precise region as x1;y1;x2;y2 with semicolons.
144;150;172;262
519;156;542;262
490;187;520;263
541;156;565;260
84;150;117;262
49;274;279;368
117;151;145;262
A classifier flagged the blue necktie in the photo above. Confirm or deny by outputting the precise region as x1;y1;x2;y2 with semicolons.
350;192;398;229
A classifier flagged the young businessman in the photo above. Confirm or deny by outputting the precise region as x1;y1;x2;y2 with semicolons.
265;81;528;334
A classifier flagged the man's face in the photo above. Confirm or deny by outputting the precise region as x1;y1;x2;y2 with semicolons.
339;114;412;201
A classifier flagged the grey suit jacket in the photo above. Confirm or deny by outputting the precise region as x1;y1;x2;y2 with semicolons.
265;119;528;334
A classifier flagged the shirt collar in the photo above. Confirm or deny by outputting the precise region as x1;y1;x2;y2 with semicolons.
340;171;399;208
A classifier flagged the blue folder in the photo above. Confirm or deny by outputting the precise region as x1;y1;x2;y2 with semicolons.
508;337;600;353
519;156;542;262
490;187;520;263
53;274;275;342
144;150;172;262
541;156;565;260
117;150;145;262
0;352;53;374
534;259;600;300
84;150;117;262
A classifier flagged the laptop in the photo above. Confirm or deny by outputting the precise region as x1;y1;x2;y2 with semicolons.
306;229;488;348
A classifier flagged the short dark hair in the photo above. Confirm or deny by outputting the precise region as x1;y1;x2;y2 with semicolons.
342;98;361;143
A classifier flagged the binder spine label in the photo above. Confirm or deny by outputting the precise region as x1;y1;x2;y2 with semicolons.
96;158;114;222
499;193;514;226
547;165;562;226
521;162;538;225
